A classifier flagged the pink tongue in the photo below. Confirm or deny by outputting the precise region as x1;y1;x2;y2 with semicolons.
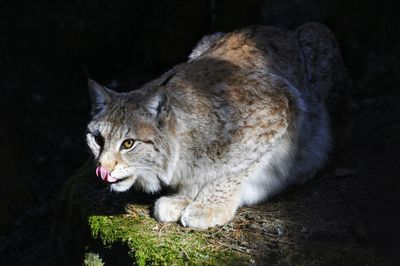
96;166;118;183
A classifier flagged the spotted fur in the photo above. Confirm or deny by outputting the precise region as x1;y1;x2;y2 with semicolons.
86;23;350;229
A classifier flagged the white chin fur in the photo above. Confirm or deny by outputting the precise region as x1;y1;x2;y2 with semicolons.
110;176;136;192
109;173;162;194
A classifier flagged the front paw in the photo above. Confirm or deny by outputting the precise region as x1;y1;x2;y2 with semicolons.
153;196;190;223
180;202;235;229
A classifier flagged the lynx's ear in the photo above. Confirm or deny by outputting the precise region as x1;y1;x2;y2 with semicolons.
88;79;116;116
145;89;170;120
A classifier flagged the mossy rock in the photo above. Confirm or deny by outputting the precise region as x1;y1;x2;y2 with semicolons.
53;162;250;265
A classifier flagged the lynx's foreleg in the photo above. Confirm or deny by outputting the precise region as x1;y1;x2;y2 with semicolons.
180;175;243;229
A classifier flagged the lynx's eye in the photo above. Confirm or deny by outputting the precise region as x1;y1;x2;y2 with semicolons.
121;139;135;150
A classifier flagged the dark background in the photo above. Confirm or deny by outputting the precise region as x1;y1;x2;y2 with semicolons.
0;0;399;265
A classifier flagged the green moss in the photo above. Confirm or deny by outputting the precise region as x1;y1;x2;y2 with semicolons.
57;162;249;265
88;206;249;266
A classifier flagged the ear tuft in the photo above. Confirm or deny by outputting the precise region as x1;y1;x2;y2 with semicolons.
88;79;116;116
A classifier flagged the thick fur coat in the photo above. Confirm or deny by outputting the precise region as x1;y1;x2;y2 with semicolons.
86;23;350;229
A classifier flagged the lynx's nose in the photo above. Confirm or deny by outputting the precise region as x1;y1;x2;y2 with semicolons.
96;166;118;183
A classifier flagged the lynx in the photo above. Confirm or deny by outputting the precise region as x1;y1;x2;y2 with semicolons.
86;23;350;229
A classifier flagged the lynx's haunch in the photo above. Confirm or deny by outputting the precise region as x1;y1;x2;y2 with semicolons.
86;23;350;229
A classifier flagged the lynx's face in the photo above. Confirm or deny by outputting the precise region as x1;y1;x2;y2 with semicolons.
86;80;173;193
